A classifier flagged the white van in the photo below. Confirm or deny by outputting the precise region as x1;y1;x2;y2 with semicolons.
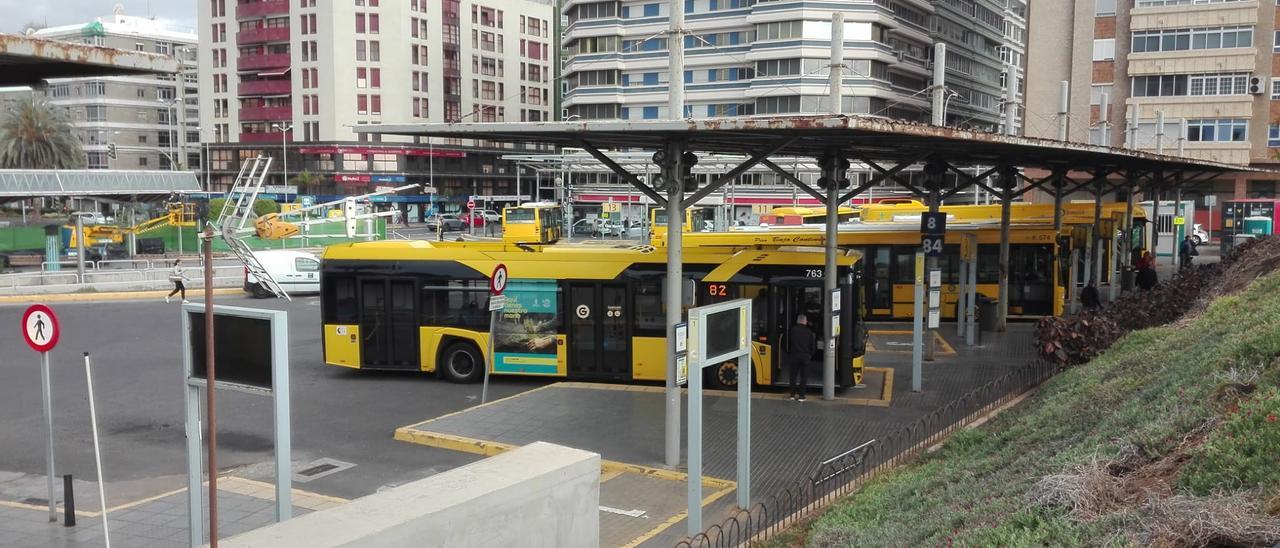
244;250;322;298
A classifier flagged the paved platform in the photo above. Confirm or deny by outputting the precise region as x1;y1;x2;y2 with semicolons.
0;476;345;547
394;322;1036;546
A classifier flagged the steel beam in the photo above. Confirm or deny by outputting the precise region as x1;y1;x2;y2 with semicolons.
577;141;668;208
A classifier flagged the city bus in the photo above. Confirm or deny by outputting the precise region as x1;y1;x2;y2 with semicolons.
502;202;564;244
321;240;866;389
651;206;712;238
760;206;858;225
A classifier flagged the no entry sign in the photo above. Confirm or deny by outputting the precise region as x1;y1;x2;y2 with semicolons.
22;304;59;353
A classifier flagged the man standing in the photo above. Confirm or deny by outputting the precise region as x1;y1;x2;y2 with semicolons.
1178;235;1198;270
786;314;817;401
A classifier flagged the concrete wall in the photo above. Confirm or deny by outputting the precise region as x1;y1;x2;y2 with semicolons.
223;442;600;548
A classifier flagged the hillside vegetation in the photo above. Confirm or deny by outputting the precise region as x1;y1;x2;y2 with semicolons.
804;241;1280;547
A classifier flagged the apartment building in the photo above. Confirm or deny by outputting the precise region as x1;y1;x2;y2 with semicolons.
1025;0;1278;204
199;0;556;200
9;9;200;171
561;0;1027;131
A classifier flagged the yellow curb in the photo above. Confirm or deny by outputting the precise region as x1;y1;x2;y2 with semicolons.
394;382;559;434
870;366;894;403
0;499;96;519
0;287;242;304
219;476;350;509
620;480;738;548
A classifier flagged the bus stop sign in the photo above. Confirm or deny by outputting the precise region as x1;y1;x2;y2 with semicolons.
22;304;59;353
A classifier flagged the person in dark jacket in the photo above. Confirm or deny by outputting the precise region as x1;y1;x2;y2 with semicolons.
1178;235;1198;269
786;314;817;401
1081;284;1102;310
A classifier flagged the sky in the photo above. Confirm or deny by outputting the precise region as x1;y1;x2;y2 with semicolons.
0;0;196;34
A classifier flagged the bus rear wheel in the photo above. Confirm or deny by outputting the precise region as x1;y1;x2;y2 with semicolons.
707;360;744;390
440;342;484;383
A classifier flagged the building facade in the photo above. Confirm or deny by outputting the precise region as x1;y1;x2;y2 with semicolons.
1025;0;1279;207
199;0;556;201
560;0;1027;131
14;9;200;172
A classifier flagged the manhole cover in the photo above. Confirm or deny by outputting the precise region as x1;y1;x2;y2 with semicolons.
292;458;355;483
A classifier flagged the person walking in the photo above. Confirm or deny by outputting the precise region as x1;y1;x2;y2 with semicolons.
1178;235;1198;270
165;259;189;304
786;314;817;401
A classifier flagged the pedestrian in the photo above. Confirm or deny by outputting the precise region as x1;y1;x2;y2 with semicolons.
1081;284;1102;310
1136;251;1158;291
165;259;189;304
786;314;817;401
1178;235;1198;269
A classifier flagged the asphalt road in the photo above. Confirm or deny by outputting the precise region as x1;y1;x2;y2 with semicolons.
0;293;549;505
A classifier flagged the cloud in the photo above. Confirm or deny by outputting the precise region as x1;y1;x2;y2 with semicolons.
0;0;196;34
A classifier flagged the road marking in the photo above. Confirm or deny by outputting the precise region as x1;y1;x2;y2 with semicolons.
600;505;648;518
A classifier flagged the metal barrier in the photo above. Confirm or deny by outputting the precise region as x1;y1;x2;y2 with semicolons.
2;264;246;292
674;360;1059;548
42;260;98;272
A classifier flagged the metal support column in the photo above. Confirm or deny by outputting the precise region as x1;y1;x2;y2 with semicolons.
923;161;945;359
996;168;1014;332
821;152;842;401
662;142;685;469
931;43;946;125
74;214;86;282
1150;181;1162;265
1092;176;1105;290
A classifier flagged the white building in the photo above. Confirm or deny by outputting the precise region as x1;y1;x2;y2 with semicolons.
199;0;556;198
18;7;199;171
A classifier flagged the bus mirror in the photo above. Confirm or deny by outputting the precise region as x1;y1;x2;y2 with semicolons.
682;278;696;308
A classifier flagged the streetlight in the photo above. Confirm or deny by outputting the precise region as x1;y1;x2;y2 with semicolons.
158;98;179;171
272;123;293;188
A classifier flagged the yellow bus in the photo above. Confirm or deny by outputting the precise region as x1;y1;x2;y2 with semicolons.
650;206;712;238
760;206;859;226
321;240;866;389
502;202;564;244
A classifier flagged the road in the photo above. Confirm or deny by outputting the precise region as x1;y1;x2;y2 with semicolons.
0;293;549;506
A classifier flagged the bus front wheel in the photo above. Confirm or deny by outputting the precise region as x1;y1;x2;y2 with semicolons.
440;342;484;383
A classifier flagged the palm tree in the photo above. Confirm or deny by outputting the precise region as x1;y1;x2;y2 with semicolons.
290;169;322;192
0;95;85;169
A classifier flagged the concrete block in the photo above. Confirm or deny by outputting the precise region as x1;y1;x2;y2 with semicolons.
223;442;600;548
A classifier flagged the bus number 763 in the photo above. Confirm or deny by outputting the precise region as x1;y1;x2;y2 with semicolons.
804;269;823;278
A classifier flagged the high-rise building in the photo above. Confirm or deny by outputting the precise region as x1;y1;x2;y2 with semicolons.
1025;0;1277;201
560;0;1027;131
8;8;200;171
199;0;556;201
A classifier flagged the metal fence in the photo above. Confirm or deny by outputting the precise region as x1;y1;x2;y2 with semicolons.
675;359;1059;548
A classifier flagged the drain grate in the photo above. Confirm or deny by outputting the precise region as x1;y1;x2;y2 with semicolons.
292;458;356;483
21;497;47;505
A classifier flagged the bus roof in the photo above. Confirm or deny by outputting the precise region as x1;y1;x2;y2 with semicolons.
321;239;858;282
506;201;560;209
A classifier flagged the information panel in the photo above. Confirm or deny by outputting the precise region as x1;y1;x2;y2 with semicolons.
493;279;560;374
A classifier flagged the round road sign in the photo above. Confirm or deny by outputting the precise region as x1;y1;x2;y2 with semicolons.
467;200;476;210
490;263;508;295
22;304;59;353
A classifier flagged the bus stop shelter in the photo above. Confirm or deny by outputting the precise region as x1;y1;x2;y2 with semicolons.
357;113;1253;467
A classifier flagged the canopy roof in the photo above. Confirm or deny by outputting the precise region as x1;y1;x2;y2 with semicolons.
364;115;1256;175
0;33;177;86
0;170;201;198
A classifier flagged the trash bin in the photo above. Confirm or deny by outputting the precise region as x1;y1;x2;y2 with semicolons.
1120;267;1135;291
978;296;999;332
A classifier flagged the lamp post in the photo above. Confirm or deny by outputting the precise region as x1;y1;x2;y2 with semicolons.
159;98;179;171
271;123;293;187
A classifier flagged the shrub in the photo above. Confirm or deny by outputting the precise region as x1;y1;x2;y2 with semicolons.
1180;389;1280;495
207;197;279;222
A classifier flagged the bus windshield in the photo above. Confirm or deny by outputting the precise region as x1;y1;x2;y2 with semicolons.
505;208;536;223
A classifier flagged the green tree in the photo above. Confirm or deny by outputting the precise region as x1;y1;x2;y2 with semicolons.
207;198;280;222
290;169;322;192
0;96;85;169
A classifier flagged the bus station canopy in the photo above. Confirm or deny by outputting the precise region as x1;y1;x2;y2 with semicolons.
362;115;1255;175
0;169;201;198
0;33;178;86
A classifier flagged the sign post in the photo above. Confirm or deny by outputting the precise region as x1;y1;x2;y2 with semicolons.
920;213;945;362
22;304;60;522
482;264;508;404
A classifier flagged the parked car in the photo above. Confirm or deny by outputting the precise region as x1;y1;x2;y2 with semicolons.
425;214;466;232
478;209;502;223
1191;223;1209;245
572;218;625;237
458;213;487;227
245;250;322;298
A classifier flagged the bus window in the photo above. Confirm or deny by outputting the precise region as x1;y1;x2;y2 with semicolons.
421;281;490;329
324;277;357;324
743;285;769;338
892;248;916;284
633;279;665;337
977;245;1000;284
505;208;536;223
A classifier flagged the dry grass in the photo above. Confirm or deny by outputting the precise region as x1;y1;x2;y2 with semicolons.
1141;492;1280;548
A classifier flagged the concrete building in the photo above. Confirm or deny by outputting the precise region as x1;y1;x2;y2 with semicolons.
560;0;1027;131
12;8;199;172
1025;0;1278;210
199;0;556;202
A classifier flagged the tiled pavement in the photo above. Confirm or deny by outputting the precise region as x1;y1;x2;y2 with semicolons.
395;323;1039;547
0;477;343;547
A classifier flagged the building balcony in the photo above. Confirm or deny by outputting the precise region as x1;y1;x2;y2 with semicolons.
239;79;292;96
239;132;293;144
237;53;290;71
237;26;291;45
236;0;289;19
239;105;293;121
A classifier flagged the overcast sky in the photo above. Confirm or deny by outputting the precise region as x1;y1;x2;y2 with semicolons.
0;0;196;34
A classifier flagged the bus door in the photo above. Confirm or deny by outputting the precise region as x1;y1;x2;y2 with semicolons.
567;283;631;380
1010;245;1054;316
772;284;823;384
358;278;420;369
864;246;892;317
